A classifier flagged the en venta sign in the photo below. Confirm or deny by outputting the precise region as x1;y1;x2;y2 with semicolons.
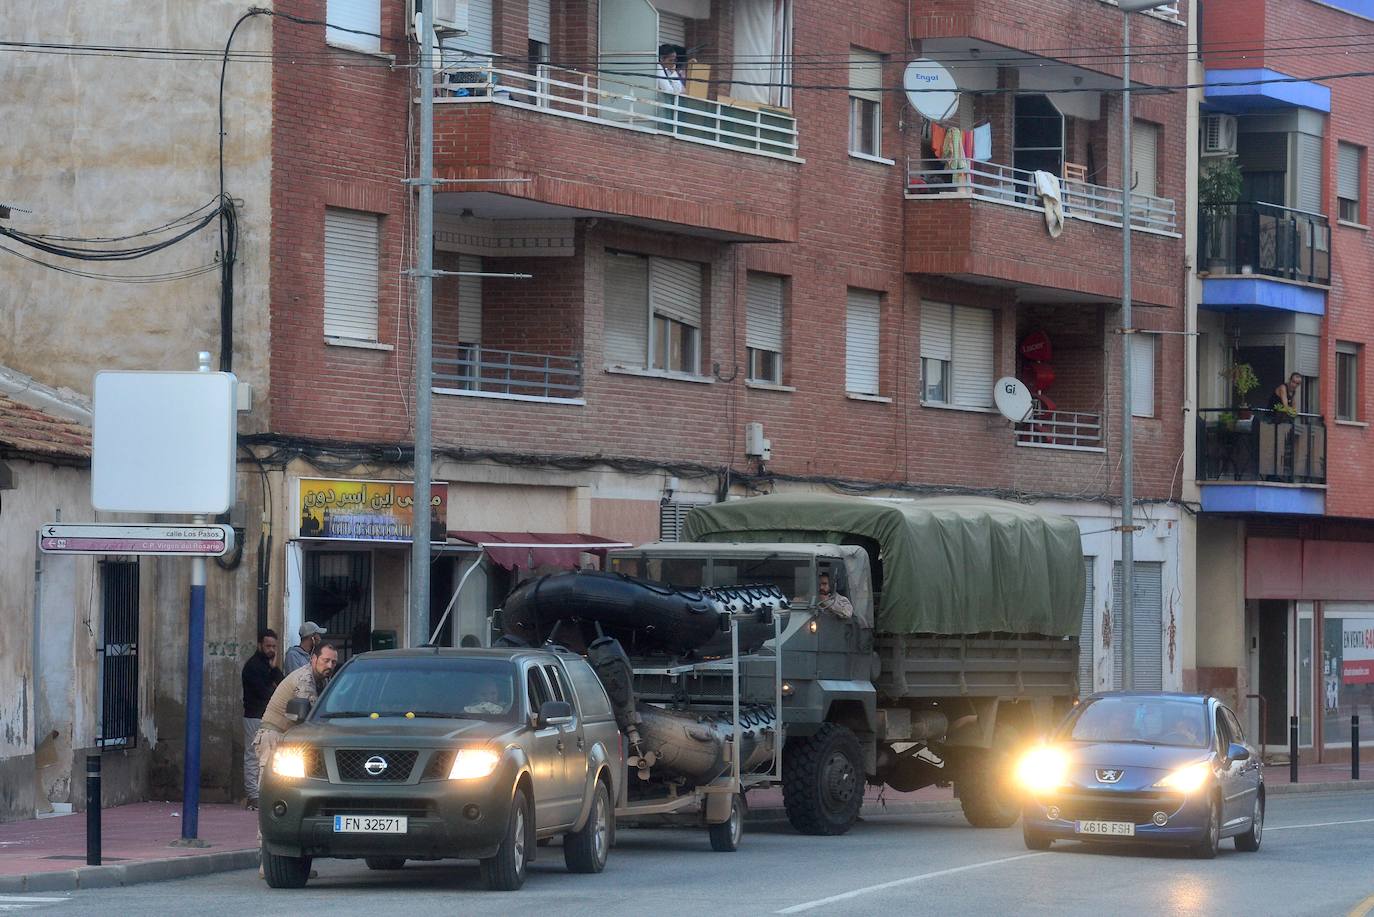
297;478;449;543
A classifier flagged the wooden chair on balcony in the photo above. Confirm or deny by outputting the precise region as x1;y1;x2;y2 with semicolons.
1063;162;1087;183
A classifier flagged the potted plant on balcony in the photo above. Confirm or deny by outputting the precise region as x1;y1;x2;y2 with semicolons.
1200;158;1243;274
1222;361;1260;425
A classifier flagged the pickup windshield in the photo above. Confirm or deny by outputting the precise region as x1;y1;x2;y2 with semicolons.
315;656;519;723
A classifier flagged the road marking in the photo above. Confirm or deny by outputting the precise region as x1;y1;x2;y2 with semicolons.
776;853;1048;913
1269;817;1374;832
1349;892;1374;917
0;898;68;913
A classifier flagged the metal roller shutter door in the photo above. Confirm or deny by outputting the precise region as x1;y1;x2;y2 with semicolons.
324;208;380;341
746;273;784;353
604;253;648;367
951;305;994;408
1112;561;1164;691
649;257;703;327
845;289;881;395
1079;556;1096;698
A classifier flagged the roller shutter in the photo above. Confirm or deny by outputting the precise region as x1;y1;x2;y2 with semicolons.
327;0;381;52
528;0;551;44
1131;334;1155;418
1293;132;1324;215
1079;556;1096;698
845;289;881;395
323;208;380;341
746;273;784;354
649;258;703;327
604;253;649;367
849;48;882;101
951;305;994;408
1112;561;1164;692
458;254;482;344
445;0;492;54
1132;121;1158;198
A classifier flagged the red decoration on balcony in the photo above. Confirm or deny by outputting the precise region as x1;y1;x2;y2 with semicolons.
1019;329;1052;362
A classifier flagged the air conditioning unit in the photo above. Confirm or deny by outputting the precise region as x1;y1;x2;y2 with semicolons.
1202;114;1238;157
408;0;469;36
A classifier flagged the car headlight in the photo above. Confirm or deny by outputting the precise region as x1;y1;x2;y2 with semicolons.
448;749;500;780
272;746;308;779
1154;761;1212;793
1014;746;1069;793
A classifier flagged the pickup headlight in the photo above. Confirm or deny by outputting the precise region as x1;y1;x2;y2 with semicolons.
1014;747;1070;793
272;746;308;779
1153;761;1212;794
449;749;500;780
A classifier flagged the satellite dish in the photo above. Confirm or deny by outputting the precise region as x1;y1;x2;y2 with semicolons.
994;377;1034;423
903;59;960;123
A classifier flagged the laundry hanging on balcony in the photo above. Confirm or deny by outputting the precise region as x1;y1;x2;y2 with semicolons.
1033;170;1064;238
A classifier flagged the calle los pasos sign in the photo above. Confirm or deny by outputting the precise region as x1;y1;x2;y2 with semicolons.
39;523;235;557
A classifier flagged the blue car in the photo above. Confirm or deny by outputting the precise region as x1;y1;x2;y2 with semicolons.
1017;692;1264;858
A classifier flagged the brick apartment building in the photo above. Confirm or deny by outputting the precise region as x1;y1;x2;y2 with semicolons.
0;0;1195;816
1189;0;1374;762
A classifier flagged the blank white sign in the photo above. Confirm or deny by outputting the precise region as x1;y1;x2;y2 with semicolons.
92;371;238;514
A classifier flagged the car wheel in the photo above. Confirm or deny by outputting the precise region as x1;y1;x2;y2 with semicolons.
261;846;313;889
1192;794;1222;860
1234;792;1264;852
564;780;612;874
708;793;745;852
1022;820;1052;851
480;788;530;891
365;856;406;870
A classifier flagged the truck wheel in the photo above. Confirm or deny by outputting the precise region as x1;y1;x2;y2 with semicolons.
563;780;612;874
955;724;1022;829
480;788;530;890
365;857;406;870
783;723;864;836
708;793;745;852
261;846;312;888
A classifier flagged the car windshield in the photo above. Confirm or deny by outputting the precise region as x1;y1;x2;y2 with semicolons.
1063;697;1210;748
315;656;519;723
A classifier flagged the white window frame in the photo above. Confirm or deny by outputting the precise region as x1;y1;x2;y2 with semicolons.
920;302;995;410
849;49;882;159
1338;141;1364;225
603;251;705;379
1131;333;1156;418
1336;341;1360;422
845;288;882;396
323;207;381;343
326;0;381;54
746;272;785;385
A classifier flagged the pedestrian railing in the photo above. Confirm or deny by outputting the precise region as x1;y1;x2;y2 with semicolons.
1015;409;1105;451
906;158;1178;234
435;62;800;160
1196;408;1326;484
434;343;583;402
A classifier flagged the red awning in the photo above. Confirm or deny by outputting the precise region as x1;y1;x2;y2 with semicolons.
448;531;633;571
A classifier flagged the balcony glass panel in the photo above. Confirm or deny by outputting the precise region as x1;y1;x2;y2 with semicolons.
1198;202;1330;285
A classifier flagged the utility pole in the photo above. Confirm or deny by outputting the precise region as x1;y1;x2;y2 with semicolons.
409;0;435;647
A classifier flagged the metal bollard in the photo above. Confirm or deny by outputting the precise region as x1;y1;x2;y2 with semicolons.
1354;715;1361;781
86;754;101;866
1289;715;1299;784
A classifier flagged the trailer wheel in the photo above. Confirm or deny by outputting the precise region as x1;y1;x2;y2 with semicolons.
708;793;745;852
955;723;1022;829
783;723;864;836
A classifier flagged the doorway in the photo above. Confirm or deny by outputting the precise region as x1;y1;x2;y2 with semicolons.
1257;598;1288;751
1235;345;1284;409
1014;94;1064;178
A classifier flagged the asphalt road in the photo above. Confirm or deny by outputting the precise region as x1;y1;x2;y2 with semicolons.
10;791;1374;917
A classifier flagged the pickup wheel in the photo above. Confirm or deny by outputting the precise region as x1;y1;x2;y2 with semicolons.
783;723;864;836
365;857;406;870
708;793;745;852
955;723;1022;829
480;788;530;891
563;780;612;874
261;846;312;889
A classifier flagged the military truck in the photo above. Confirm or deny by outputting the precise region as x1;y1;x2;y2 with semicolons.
599;494;1085;836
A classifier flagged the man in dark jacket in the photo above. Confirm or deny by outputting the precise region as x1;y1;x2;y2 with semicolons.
242;629;283;808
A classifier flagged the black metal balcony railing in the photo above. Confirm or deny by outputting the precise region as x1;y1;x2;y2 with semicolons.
1198;201;1330;285
1196;408;1326;485
434;343;583;401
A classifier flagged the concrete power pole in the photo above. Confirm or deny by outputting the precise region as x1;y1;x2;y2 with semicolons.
409;1;435;647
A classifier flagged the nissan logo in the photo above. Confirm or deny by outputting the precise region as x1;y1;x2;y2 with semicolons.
364;755;389;776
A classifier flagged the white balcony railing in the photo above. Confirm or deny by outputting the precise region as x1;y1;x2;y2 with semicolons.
1015;409;1105;451
435;63;800;160
906;159;1177;234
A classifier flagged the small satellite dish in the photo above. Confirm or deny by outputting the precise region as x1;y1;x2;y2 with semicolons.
994;377;1034;423
903;59;960;123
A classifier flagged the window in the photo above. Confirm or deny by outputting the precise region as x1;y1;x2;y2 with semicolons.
542;665;568;703
327;0;380;53
746;272;785;384
731;0;793;108
848;49;882;158
603;252;704;375
323;207;381;342
920;302;995;409
845;288;881;395
458;254;482;345
98;560;139;749
526;667;553;714
1013;94;1062;177
1131;333;1156;418
303;551;372;662
1132;121;1159;198
1338;142;1364;224
1337;341;1360;421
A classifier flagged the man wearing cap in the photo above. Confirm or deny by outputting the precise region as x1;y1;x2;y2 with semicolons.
284;622;324;675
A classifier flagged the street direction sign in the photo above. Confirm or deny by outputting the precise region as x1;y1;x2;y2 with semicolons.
39;523;235;557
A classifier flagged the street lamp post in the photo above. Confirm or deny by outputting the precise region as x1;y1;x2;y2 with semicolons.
1118;0;1170;691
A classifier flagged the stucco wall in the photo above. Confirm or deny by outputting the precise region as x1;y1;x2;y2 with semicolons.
0;2;273;421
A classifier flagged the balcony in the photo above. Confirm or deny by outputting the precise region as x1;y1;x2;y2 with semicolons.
1196;408;1327;515
433;344;583;405
430;63;800;243
1015;409;1104;452
905;159;1182;307
1199;202;1330;285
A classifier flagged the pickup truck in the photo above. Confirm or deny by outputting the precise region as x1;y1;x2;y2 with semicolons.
257;647;622;890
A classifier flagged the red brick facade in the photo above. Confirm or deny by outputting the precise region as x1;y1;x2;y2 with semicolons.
266;0;1191;503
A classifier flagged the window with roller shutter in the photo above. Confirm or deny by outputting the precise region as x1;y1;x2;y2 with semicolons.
1132;121;1158;198
1112;561;1164;692
845;289;881;395
327;0;380;53
1079;557;1096;698
1131;334;1155;418
920;302;994;409
323;208;381;342
848;49;882;157
746;272;785;384
603;252;705;376
1338;142;1363;224
443;0;492;56
528;0;551;45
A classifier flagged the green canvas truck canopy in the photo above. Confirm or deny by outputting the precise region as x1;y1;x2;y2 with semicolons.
682;494;1084;637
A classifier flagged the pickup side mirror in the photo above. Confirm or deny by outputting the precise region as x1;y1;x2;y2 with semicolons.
1227;742;1251;762
285;697;312;724
537;700;574;729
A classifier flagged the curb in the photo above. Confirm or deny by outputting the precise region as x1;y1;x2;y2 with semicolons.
0;848;258;895
1267;780;1373;796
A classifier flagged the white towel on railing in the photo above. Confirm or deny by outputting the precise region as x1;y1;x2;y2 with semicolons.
1033;170;1065;238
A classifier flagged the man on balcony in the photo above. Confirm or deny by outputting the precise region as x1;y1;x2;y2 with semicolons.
657;44;686;95
1268;372;1302;415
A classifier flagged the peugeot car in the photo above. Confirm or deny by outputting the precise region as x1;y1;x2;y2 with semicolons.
1017;692;1264;858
